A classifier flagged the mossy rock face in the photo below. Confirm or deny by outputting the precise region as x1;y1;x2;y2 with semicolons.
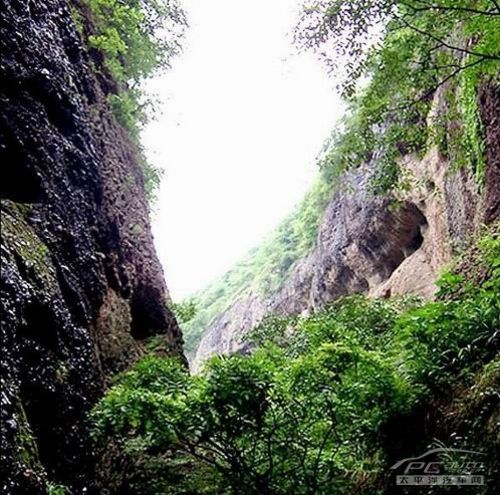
431;358;500;494
452;358;500;442
1;201;57;290
0;1;183;492
1;199;104;491
1;203;54;489
9;400;47;490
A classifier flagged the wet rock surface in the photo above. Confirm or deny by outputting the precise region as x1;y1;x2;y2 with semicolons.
0;0;183;492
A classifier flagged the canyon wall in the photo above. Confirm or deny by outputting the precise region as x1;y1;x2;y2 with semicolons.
0;1;184;492
194;84;499;369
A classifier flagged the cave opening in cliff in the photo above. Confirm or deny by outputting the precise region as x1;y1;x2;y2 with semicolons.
129;284;168;340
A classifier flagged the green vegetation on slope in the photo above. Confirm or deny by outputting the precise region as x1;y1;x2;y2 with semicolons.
86;0;186;131
181;176;334;354
92;228;499;494
180;0;499;355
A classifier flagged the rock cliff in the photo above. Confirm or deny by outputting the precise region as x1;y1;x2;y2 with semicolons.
194;83;499;369
0;0;184;492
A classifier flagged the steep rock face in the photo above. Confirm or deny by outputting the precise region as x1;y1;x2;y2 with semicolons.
0;1;183;492
194;84;499;369
479;82;500;224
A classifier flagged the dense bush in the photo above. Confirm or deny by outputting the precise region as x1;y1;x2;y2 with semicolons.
92;231;499;494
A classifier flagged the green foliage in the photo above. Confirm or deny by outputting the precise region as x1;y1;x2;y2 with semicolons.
170;299;197;324
435;60;495;186
70;6;85;36
453;355;500;440
296;1;500;97
297;0;500;191
139;151;164;205
86;0;185;134
107;89;145;135
437;228;500;299
46;483;70;495
92;356;189;446
478;229;500;266
87;0;186;84
93;231;500;494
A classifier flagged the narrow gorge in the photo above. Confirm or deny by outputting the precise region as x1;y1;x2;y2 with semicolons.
1;1;499;494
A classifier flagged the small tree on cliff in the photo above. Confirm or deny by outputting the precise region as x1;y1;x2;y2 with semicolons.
295;0;499;192
295;0;500;98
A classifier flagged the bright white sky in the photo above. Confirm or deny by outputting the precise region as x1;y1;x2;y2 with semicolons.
142;0;344;300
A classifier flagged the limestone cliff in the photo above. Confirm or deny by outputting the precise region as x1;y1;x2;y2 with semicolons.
0;0;184;492
194;83;499;369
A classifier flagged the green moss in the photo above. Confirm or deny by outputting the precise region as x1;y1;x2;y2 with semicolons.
55;361;70;384
70;6;85;37
46;482;70;495
0;201;56;287
14;402;42;472
130;223;143;236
